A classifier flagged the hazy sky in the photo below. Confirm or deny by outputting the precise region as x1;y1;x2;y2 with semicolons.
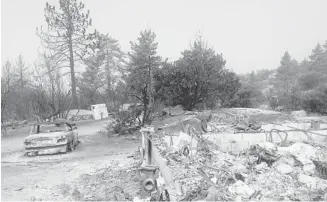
2;0;327;74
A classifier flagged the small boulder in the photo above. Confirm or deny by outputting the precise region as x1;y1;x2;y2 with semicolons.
276;163;293;174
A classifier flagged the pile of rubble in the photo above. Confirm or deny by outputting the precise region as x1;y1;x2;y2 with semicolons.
152;130;327;201
209;110;263;133
142;108;327;201
60;159;143;201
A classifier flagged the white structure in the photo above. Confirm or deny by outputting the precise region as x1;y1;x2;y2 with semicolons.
91;104;109;120
120;103;141;111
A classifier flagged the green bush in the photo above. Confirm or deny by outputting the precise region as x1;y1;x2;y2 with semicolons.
300;85;327;114
108;104;143;135
228;84;265;108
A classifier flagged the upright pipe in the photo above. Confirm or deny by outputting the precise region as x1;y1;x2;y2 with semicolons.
148;138;152;165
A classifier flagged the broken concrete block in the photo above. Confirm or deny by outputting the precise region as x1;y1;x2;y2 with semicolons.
276;163;293;174
278;143;317;160
298;174;317;189
228;180;255;198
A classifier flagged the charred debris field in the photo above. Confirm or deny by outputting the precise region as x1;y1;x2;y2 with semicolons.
3;107;327;201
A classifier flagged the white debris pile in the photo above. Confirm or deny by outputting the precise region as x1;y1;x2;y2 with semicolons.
153;129;327;201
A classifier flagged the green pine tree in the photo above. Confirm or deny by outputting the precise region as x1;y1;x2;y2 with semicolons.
127;30;161;124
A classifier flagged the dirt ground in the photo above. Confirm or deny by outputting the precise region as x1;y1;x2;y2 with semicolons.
1;119;141;201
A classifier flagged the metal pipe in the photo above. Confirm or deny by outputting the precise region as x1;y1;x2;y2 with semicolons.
274;124;327;137
233;128;327;134
143;178;156;191
148;138;152;165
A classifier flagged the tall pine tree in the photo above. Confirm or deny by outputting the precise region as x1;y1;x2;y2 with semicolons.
78;48;105;107
273;52;300;109
309;43;325;73
127;30;161;124
97;34;126;109
37;0;96;107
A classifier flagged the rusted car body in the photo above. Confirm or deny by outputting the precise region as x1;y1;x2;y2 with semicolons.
24;121;78;156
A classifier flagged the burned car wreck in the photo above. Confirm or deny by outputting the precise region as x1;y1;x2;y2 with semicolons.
24;120;79;156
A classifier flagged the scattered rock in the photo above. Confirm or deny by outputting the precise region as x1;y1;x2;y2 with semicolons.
228;180;255;198
276;163;293;174
255;162;269;172
298;174;317;189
